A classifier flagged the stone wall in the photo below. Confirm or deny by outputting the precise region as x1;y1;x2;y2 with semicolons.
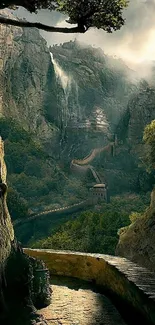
14;199;92;227
25;249;155;325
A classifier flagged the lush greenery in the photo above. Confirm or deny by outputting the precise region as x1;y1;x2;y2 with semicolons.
31;193;150;254
0;118;62;218
0;117;89;220
143;120;155;171
7;187;29;220
57;0;128;32
1;0;128;34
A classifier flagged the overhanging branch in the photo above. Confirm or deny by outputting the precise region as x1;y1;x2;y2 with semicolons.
0;16;86;33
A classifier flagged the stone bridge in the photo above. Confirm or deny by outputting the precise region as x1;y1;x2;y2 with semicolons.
25;249;155;325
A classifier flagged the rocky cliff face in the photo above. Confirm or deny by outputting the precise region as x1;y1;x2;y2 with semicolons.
51;41;136;138
1;10;155;257
116;188;155;272
0;10;58;145
116;84;155;271
0;136;14;264
49;42;155;194
115;81;155;193
1;13;143;201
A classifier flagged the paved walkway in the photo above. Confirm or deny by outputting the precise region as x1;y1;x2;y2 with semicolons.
39;278;126;325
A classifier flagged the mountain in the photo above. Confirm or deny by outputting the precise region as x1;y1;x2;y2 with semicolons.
0;10;58;144
1;11;155;253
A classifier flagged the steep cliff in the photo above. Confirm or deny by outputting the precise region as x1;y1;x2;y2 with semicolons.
1;10;155;253
51;41;135;130
0;13;142;214
49;42;155;195
116;81;155;191
1;12;154;196
116;83;155;271
0;137;14;265
0;10;58;144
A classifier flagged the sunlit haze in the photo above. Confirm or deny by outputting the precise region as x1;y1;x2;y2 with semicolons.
14;0;155;74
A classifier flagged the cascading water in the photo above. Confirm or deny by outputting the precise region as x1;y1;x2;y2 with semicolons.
50;52;70;93
50;52;110;144
50;52;83;132
50;52;71;132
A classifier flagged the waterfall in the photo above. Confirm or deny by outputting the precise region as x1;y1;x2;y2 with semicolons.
50;52;83;132
50;52;71;133
50;52;70;92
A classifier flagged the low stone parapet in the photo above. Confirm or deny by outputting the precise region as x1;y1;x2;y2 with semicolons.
25;249;155;325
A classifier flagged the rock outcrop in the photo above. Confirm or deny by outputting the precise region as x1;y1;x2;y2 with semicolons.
0;136;14;269
0;10;58;144
116;188;155;272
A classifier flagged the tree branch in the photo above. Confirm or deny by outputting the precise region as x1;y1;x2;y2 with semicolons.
0;16;86;33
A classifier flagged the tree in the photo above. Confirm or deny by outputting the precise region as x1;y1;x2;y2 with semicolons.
7;187;29;220
0;0;128;34
143;120;155;171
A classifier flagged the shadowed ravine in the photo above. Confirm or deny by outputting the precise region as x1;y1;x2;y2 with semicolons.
14;141;115;227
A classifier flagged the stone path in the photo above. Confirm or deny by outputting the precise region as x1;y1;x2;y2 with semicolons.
39;278;126;325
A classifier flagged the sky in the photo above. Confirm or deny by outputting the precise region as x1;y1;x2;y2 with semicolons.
15;0;155;73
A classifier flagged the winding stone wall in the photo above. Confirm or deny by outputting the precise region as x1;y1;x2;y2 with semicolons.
14;199;92;226
25;249;155;325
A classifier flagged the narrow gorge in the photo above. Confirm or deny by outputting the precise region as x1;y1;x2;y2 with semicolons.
1;6;155;324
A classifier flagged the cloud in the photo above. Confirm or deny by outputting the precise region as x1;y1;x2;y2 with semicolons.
15;0;155;72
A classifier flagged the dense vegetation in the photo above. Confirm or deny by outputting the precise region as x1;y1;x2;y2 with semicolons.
1;35;154;251
0;117;89;220
143;119;155;171
0;118;61;218
31;193;150;254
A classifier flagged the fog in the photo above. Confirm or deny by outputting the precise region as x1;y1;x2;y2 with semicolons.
15;0;155;75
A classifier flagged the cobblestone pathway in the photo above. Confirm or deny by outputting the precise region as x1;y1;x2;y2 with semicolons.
39;279;127;325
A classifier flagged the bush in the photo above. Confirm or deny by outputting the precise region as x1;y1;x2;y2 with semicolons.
32;209;130;255
129;212;142;223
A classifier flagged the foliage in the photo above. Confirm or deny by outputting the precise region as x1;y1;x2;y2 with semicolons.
57;0;128;32
31;193;149;254
129;211;142;224
7;187;29;220
0;118;58;215
143;120;155;171
0;117;31;142
0;0;128;34
0;117;90;224
31;209;129;254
